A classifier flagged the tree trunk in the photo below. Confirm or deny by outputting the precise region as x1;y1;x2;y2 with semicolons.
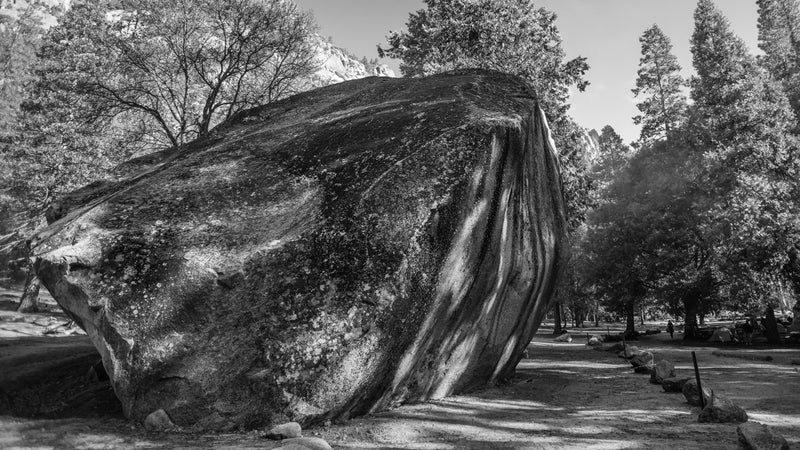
764;304;780;345
553;300;563;335
594;301;600;327
625;301;635;335
17;262;40;313
683;296;699;340
639;307;645;325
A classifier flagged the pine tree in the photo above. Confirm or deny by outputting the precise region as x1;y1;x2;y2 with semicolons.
594;125;630;190
757;0;800;80
757;0;800;118
632;25;686;146
690;0;800;306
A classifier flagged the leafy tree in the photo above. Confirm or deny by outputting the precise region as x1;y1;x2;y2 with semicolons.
0;3;47;301
379;0;592;230
4;0;320;311
0;4;43;140
41;0;318;149
632;25;686;146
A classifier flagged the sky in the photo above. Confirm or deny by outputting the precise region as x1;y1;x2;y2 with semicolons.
293;0;763;143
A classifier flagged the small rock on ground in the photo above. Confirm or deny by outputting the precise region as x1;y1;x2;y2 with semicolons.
280;437;332;450
629;351;654;368
618;346;640;359
698;393;748;424
682;379;712;407
265;422;302;440
649;360;675;384
553;333;572;343
144;409;177;431
737;422;789;450
634;364;653;374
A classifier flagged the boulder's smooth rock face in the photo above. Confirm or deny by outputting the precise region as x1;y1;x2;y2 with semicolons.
737;422;790;450
34;71;567;430
698;393;748;423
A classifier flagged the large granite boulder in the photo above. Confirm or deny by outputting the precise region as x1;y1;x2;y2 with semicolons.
33;71;567;430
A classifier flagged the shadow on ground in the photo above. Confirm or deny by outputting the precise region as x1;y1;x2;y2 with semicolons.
1;303;799;449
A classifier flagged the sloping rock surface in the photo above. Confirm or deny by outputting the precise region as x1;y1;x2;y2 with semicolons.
34;70;567;430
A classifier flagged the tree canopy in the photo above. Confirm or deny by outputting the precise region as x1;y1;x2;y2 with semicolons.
380;0;593;230
632;25;686;146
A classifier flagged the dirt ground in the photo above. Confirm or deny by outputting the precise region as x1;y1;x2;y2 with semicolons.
1;290;799;449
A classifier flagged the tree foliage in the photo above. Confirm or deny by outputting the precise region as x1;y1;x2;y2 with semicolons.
379;0;588;118
689;0;800;306
380;0;592;229
757;0;800;119
39;0;317;149
632;25;686;146
581;0;800;337
592;125;631;191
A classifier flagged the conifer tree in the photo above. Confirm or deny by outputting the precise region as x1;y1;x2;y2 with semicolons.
757;0;800;118
632;25;686;146
690;0;800;307
593;125;630;191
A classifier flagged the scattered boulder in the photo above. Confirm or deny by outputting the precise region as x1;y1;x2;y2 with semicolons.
144;409;178;431
737;422;789;450
605;342;625;353
554;333;573;343
661;377;690;393
649;360;675;384
617;346;639;359
698;392;748;423
280;437;333;450
265;422;302;440
586;336;602;347
634;364;654;374
32;70;567;429
629;351;654;368
682;379;712;407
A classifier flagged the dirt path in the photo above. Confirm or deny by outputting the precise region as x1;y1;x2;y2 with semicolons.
1;298;799;449
314;336;800;449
